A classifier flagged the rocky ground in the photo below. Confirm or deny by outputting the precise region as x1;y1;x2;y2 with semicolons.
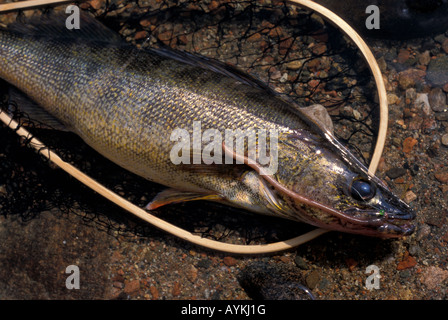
0;0;447;300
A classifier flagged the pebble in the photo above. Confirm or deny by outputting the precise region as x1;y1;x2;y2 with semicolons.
397;255;417;270
294;256;309;270
172;281;181;297
186;265;198;283
397;48;410;64
428;87;447;112
149;285;159;300
123;279;140;294
404;190;417;203
434;171;448;183
402;137;418;153
443;39;448;54
387;93;399;105
414;93;432;116
441;133;448;146
398;68;426;89
305;270;321;289
420;266;448;290
427;56;448;86
223;256;237;267
286;60;303;70
418;50;431;66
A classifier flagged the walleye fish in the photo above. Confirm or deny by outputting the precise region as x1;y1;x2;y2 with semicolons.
0;12;415;237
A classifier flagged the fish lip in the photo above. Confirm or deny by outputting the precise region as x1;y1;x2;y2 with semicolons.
341;205;416;237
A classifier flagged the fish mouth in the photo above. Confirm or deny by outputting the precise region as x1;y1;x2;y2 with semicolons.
341;203;416;238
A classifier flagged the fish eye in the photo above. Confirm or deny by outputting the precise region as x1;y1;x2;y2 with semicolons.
350;178;376;201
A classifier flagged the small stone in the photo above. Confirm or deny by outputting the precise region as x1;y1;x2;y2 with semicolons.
89;0;103;10
123;279;140;294
312;42;327;55
441;133;448;146
286;60;303;70
247;32;261;42
387;93;399;105
377;56;387;72
420;266;448;290
427;56;448;86
386;167;407;179
345;258;358;271
418;50;431;66
397;48;410;64
403;137;418;153
294;256;309;270
428;88;447;112
406;88;417;101
353;109;362;120
134;31;148;40
149;285;159;300
434;171;448;183
139;19;151;27
305;270;321;289
404;190;417;203
209;0;219;10
398;69;426;89
172;281;181;297
397;255;417;270
187;265;198;283
443;39;448;54
223;256;237;267
414;93;432;116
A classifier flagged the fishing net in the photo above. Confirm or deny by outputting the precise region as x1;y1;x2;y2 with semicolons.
0;0;381;246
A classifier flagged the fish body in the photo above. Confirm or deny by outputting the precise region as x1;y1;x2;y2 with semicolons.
0;13;415;237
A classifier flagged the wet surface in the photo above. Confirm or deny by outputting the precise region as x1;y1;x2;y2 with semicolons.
0;0;447;300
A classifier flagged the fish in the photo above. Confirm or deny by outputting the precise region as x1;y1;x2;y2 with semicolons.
0;10;415;238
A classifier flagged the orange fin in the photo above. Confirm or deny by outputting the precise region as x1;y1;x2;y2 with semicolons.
145;189;222;210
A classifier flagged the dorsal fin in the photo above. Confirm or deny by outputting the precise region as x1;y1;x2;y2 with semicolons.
153;46;276;92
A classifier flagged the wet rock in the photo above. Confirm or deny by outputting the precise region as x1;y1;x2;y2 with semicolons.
294;256;309;270
397;255;417;270
386;167;407;179
427;56;448;86
414;93;432;116
286;60;303;70
172;281;181;297
441;133;448;146
443;39;448;54
434;170;448;183
420;266;448;290
398;69;426;89
238;262;313;300
428;88;447;112
397;49;411;64
123;279;140;294
404;190;417;203
418;50;431;66
305;270;322;289
186;265;198;283
223;256;237;267
403;137;418;153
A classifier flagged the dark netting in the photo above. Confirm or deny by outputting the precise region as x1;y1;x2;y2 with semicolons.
0;0;380;245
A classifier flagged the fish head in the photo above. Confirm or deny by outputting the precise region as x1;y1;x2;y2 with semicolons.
262;131;416;238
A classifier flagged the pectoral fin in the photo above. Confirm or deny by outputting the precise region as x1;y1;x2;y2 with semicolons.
145;188;223;210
